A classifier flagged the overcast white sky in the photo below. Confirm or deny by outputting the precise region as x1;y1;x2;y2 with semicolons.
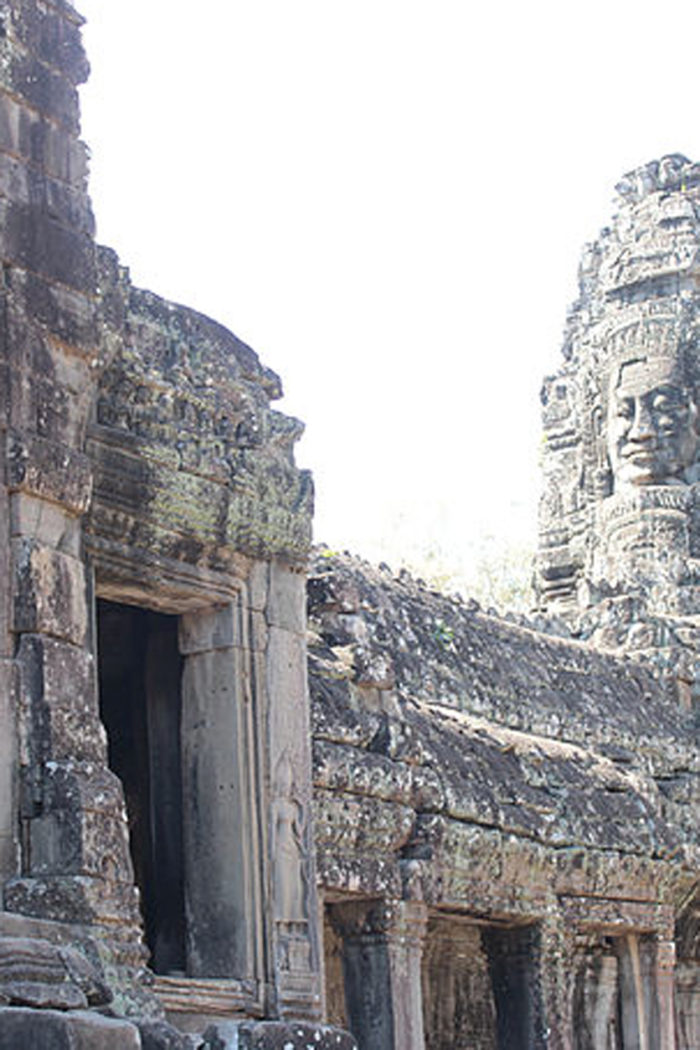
78;1;700;588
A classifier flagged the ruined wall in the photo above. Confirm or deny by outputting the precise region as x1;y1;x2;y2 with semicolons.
0;2;697;1049
0;2;355;1047
83;256;324;1030
88;248;312;584
308;551;699;1048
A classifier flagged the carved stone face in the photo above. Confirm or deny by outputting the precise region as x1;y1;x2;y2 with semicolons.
607;357;698;488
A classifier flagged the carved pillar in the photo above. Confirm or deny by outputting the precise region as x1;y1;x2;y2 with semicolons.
571;937;619;1050
263;560;323;1020
331;898;428;1050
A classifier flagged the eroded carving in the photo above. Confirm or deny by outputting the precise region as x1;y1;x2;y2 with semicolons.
272;753;308;925
537;154;700;676
607;356;698;490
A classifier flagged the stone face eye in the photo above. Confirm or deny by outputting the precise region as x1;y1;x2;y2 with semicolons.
616;399;634;420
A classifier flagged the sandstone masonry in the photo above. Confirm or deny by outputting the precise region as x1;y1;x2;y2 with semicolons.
0;3;696;1049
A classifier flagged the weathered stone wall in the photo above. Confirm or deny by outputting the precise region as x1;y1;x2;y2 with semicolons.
0;2;697;1048
0;0;145;958
0;2;352;1047
308;550;699;1048
87;250;313;585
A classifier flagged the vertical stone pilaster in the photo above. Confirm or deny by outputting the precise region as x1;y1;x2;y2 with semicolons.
615;931;677;1050
263;560;323;1021
331;898;428;1050
675;960;700;1050
653;936;677;1050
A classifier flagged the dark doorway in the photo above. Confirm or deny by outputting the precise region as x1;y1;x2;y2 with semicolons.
97;600;186;974
483;925;545;1050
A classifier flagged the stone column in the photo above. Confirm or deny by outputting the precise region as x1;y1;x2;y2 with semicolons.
331;898;428;1050
675;961;700;1050
0;456;16;879
570;938;619;1050
616;932;676;1050
179;598;264;983
653;936;677;1050
263;560;324;1021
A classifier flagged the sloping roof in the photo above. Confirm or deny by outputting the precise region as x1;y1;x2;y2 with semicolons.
308;551;699;910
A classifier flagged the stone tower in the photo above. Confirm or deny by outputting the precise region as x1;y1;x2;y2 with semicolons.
538;154;700;688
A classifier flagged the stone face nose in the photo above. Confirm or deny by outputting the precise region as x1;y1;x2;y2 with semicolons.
628;399;656;442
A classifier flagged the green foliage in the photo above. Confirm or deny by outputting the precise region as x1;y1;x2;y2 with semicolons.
394;533;535;614
433;619;455;649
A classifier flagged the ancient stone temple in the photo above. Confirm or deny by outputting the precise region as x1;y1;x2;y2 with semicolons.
0;2;697;1048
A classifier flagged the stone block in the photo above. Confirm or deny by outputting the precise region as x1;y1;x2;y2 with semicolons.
0;481;10;656
247;560;269;612
0;659;18;878
6;0;89;82
0;154;94;237
250;610;268;652
16;635;99;760
10;493;81;553
25;763;132;882
267;560;306;633
178;602;240;654
0;364;9;431
0;40;80;130
202;1021;357;1050
181;646;259;979
0;198;96;295
137;1019;197;1049
0;935;99;1000
0;93;86;185
0;1007;141;1049
13;366;81;445
3;979;84;1009
11;267;98;345
266;625;310;771
12;539;88;644
8;430;93;514
4;873;141;927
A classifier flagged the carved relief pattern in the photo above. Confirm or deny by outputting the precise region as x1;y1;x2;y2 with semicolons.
87;270;313;565
537;155;700;655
